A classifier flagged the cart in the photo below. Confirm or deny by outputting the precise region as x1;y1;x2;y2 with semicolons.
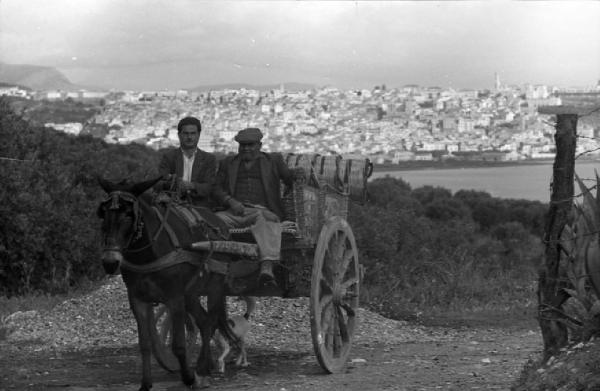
151;153;373;374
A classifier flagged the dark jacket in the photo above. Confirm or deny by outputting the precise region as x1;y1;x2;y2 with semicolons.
215;152;294;219
158;148;217;207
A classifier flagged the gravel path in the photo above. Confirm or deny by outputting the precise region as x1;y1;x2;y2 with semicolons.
0;277;542;390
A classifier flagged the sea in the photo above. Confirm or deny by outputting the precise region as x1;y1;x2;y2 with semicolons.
371;160;600;202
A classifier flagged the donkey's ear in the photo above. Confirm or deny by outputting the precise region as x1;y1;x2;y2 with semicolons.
97;176;114;193
131;176;163;196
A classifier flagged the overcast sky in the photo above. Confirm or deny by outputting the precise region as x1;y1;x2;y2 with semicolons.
1;1;598;91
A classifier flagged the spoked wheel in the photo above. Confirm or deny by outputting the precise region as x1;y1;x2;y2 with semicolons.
310;216;360;373
151;304;199;372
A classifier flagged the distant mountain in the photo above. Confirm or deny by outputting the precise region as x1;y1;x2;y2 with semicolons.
190;82;316;92
0;62;84;91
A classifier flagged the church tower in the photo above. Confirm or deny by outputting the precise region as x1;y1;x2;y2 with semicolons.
495;73;501;92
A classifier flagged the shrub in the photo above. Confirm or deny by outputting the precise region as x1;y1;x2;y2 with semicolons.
354;176;542;320
0;98;160;296
366;176;412;207
412;185;452;206
424;197;471;221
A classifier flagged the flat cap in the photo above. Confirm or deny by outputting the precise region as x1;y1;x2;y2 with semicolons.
234;127;263;143
177;116;202;132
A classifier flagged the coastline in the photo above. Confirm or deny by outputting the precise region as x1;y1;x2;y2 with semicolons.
369;159;600;201
374;158;569;173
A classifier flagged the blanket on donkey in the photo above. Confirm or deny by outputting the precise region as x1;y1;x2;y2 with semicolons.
167;202;231;242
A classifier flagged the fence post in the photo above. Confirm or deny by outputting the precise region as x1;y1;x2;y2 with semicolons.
537;107;579;360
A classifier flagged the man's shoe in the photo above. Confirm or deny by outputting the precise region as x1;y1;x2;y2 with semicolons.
258;260;277;287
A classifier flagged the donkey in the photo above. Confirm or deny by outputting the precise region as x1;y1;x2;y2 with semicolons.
97;177;237;390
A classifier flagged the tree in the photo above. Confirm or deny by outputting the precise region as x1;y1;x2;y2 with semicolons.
366;176;412;207
424;198;471;221
0;97;161;295
412;185;452;206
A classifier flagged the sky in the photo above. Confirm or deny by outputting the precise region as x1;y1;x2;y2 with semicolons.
0;0;599;91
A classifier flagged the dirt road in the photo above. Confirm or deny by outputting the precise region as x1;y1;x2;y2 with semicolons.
1;323;541;390
0;279;542;390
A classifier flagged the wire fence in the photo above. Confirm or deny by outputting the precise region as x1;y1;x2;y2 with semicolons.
0;156;33;162
580;105;600;118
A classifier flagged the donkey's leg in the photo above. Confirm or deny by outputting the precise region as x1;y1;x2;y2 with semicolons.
208;276;233;341
185;295;212;387
128;295;154;391
168;298;196;386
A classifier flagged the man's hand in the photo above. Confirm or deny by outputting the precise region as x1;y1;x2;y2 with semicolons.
160;174;177;191
229;198;245;216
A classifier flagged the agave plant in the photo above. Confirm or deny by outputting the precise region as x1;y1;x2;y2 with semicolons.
557;174;600;341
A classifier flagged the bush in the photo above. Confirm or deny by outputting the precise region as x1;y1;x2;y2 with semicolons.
366;176;412;207
0;98;160;296
412;185;452;206
352;176;542;320
424;198;471;221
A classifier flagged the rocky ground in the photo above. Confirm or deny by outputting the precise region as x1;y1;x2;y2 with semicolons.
0;277;543;390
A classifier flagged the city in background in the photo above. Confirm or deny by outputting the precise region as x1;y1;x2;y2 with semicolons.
2;75;600;165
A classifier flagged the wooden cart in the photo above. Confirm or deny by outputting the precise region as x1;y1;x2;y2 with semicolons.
151;153;373;374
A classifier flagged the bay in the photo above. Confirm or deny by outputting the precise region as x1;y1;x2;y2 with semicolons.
371;160;600;202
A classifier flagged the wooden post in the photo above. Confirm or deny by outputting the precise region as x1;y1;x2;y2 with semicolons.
538;107;579;360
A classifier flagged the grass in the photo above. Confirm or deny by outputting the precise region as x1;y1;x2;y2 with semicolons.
361;259;540;329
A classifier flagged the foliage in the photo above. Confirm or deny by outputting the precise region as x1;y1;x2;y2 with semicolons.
0;98;160;296
365;175;412;206
454;189;546;236
350;176;544;320
424;198;471;221
7;97;100;125
411;185;452;206
549;176;600;345
513;343;600;391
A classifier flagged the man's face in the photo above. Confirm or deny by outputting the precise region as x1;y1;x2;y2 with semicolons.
178;124;200;150
238;142;262;161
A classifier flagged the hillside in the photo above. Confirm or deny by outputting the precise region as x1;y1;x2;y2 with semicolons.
0;62;81;91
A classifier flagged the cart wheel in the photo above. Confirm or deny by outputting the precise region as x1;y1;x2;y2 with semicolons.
310;216;360;373
151;304;199;372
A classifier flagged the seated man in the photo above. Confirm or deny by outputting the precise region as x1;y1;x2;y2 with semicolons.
214;127;303;287
156;116;216;207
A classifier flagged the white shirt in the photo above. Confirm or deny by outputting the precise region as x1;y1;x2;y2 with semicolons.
181;149;197;182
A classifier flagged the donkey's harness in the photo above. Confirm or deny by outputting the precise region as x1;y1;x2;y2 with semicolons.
102;190;228;275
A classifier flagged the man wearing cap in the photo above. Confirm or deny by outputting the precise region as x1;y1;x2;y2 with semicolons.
157;116;217;207
214;127;304;287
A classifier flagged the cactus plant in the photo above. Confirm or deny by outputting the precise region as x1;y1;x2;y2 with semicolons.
557;174;600;341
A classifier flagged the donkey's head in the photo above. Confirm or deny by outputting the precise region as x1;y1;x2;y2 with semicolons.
97;176;162;274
